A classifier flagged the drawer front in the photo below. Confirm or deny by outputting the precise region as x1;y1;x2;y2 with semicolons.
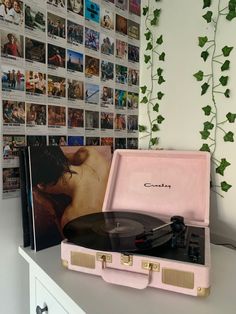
35;278;68;314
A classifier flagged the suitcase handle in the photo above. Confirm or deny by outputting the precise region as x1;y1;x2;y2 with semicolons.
101;267;149;289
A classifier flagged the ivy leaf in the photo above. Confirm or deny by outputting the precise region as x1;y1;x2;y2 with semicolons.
153;9;161;18
202;105;212;115
156;35;163;45
140;96;148;104
226;112;236;123
200;130;210;139
200;143;211;152
203;0;211;9
150;17;158;26
198;36;208;47
221;181;232;192
216;158;231;176
139;125;147;132
204;121;214;130
143;6;149;16
222;46;233;57
158;76;165;84
146;42;153;50
201;51;209;61
226;10;236;21
144;55;151;63
202;11;213;23
221;60;230;71
157;115;165;124
157;92;164;100
150;137;159;146
193;70;204;81
153;103;159;112
229;0;236;11
201;82;210;95
224;89;230;98
159;52;165;61
140;85;147;94
219;76;229;86
152;124;159;132
144;31;152;41
223;131;234;142
157;68;163;76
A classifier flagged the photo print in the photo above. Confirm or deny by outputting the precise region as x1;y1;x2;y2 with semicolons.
26;71;47;95
129;0;141;16
49;135;67;146
25;3;46;34
128;68;139;86
115;89;127;110
127;137;138;149
48;43;66;69
115;64;127;84
100;33;114;56
85;0;100;23
25;37;46;64
47;12;66;40
48;104;66;127
3;100;25;124
116;39;127;60
115;0;127;11
68;107;84;128
85;55;100;78
1;65;25;92
67;20;83;46
0;0;24;26
127;114;138;132
3;134;25;160
85;110;99;129
26;135;47;146
101;112;113;129
26;103;46;126
85;136;99;145
127;19;140;40
100;7;114;30
47;0;65;13
67;79;84;100
48;74;66;98
3;167;20;194
101;137;113;151
67;49;83;73
115;113;126;130
68;135;84;146
85;83;99;105
67;0;83;16
115;137;126;149
100;86;113;107
101;60;114;81
1;31;24;59
128;43;139;63
85;27;99;51
116;14;127;35
127;91;138;110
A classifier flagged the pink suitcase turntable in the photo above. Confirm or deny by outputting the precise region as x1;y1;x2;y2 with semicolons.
61;149;211;297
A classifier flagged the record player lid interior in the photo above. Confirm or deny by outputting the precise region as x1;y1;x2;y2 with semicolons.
102;150;210;226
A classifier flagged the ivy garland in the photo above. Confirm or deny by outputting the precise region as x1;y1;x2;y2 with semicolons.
193;0;236;195
139;0;165;148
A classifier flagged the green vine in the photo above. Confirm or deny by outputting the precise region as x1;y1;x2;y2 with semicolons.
139;0;165;148
193;0;236;196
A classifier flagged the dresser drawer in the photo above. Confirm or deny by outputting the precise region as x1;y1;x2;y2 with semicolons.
35;278;68;314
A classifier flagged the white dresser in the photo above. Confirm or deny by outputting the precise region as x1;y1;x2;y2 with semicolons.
19;244;236;314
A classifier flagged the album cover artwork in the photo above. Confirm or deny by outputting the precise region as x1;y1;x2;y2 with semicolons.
28;145;111;251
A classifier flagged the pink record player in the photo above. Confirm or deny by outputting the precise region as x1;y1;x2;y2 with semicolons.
61;149;211;297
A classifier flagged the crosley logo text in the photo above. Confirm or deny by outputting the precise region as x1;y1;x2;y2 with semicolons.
144;183;171;189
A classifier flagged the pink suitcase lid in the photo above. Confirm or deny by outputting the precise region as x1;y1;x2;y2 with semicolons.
102;149;210;226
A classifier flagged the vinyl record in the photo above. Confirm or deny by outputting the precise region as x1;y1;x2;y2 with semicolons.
63;211;172;252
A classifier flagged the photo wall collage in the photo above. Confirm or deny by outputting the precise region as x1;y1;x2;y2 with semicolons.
1;0;141;198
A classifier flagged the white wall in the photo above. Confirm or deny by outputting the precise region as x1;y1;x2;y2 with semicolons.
139;0;236;243
0;198;29;314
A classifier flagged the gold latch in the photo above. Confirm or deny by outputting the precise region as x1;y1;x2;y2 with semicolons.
121;254;133;266
96;252;112;269
142;261;160;272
